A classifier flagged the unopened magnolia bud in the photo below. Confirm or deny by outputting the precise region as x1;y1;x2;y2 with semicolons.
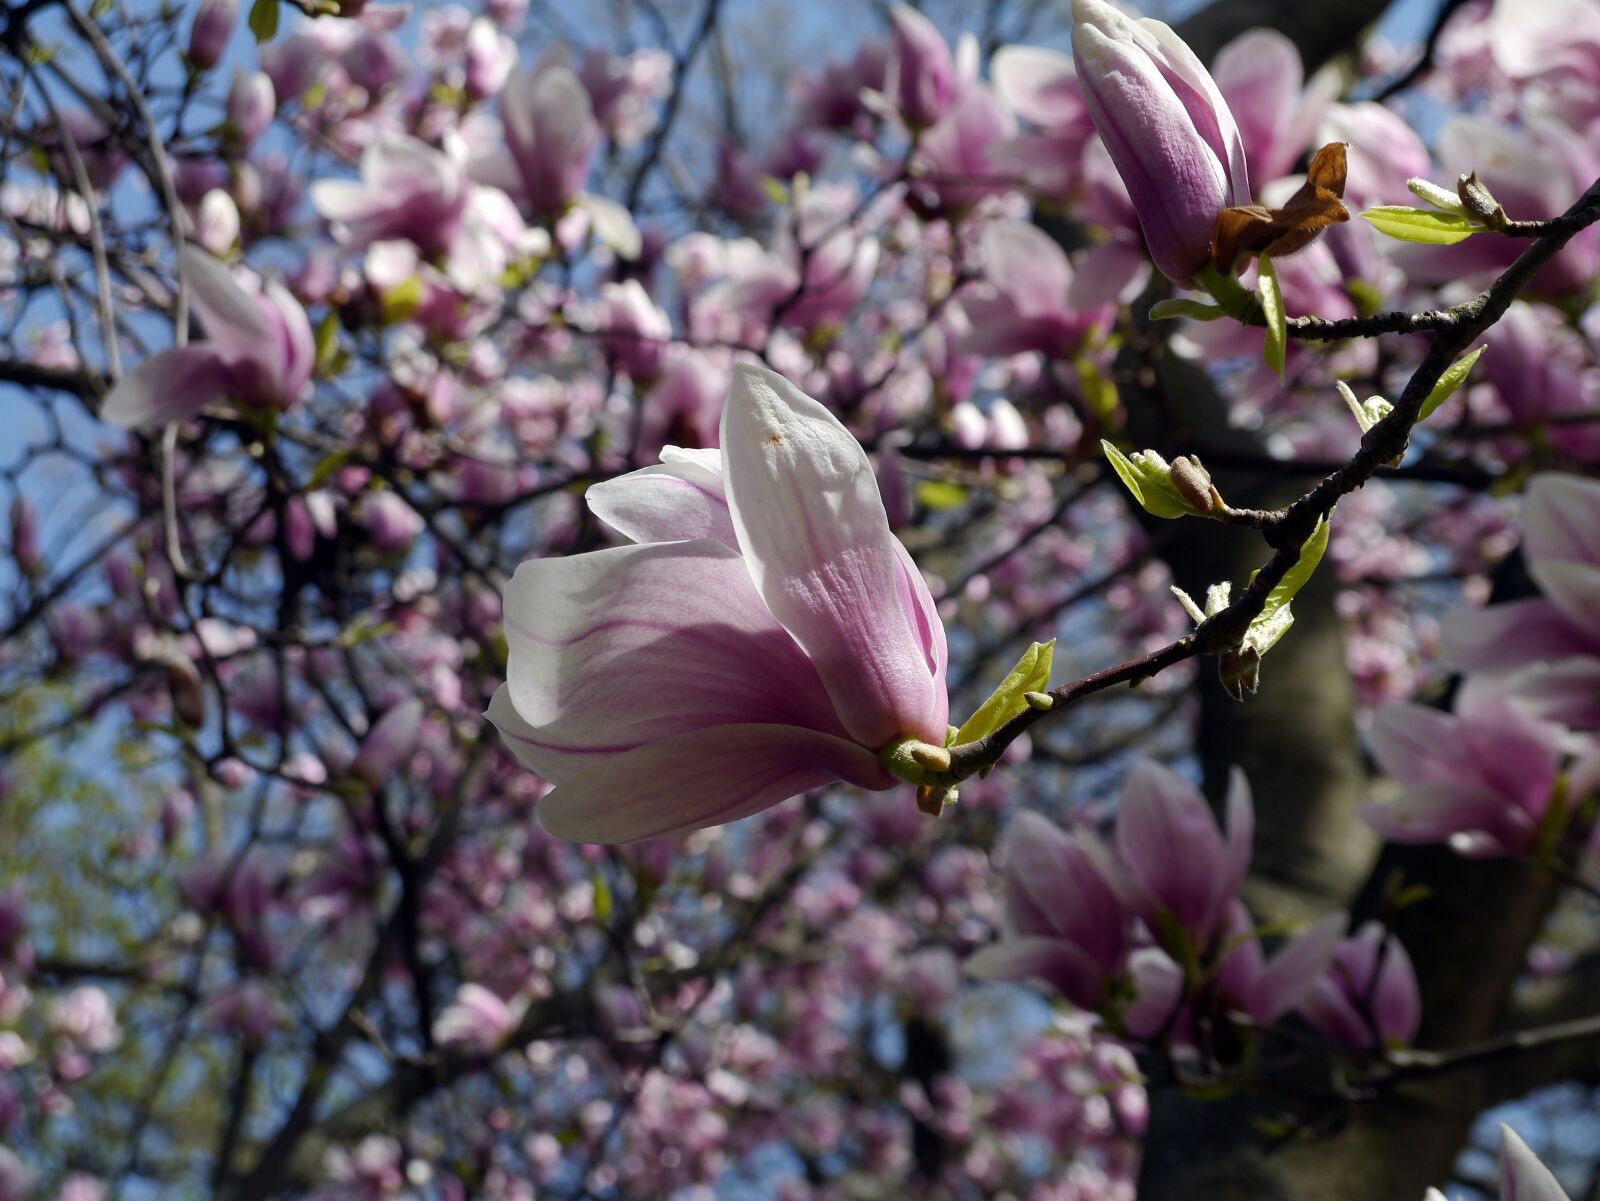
351;698;423;788
227;70;276;148
1217;646;1261;702
1169;455;1221;515
1023;691;1054;711
1457;172;1507;230
187;0;238;70
194;189;240;257
909;744;952;774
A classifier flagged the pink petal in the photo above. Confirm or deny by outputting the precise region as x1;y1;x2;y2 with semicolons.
500;539;848;782
1523;472;1600;571
1360;780;1511;846
965;935;1108;1010
485;683;546;771
535;723;888;843
100;345;231;430
1500;1125;1573;1201
584;459;737;549
721;364;946;748
309;178;381;222
990;45;1087;128
178;246;271;369
1441;598;1595;671
1369;702;1471;786
979;220;1073;319
1247;911;1345;1021
1115;761;1231;945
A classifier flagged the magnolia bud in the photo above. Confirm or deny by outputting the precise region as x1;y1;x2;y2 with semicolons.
351;698;423;788
194;189;240;257
187;0;238;70
1169;455;1220;515
227;70;276;148
1457;171;1507;229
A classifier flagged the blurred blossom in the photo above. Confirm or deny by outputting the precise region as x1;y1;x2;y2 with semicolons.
1299;921;1422;1049
101;248;313;430
187;0;237;69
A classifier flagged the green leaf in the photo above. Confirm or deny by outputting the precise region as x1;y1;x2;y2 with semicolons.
313;312;341;375
1257;254;1286;378
1149;298;1226;322
1244;515;1330;656
954;639;1055;745
1360;205;1483;245
309;448;351;488
1194;263;1261;323
592;872;613;923
1418;344;1486;422
379;275;424;324
1101;440;1196;520
247;0;279;42
915;479;967;511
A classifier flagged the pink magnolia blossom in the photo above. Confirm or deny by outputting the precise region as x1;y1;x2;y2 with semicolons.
501;64;600;214
310;136;470;259
966;810;1130;1011
1070;0;1251;284
956;220;1114;358
1361;679;1566;857
1114;761;1253;950
433;982;524;1051
186;0;236;70
1299;920;1422;1049
885;4;959;129
988;46;1096;201
1211;29;1338;187
101;247;313;430
488;364;949;843
1123;904;1345;1040
1444;474;1600;732
352;698;423;787
578;48;671;146
1499;1124;1574;1201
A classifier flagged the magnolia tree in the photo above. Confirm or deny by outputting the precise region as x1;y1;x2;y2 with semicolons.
2;0;1600;1196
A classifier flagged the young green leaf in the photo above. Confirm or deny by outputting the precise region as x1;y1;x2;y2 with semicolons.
247;0;279;42
1257;255;1286;378
1101;441;1196;519
1149;298;1226;322
1244;515;1331;657
954;639;1055;745
1360;206;1482;245
1418;344;1487;422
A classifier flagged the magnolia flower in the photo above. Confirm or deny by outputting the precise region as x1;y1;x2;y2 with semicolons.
101;247;313;431
433;982;525;1051
488;364;949;843
1115;760;1252;950
1070;0;1251;284
1361;678;1567;857
310;136;469;259
1499;1125;1573;1201
1211;29;1338;187
1300;921;1421;1049
1123;903;1345;1040
966;810;1130;1011
885;4;959;128
502;64;600;214
956;219;1114;358
1444;474;1600;733
187;0;237;69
